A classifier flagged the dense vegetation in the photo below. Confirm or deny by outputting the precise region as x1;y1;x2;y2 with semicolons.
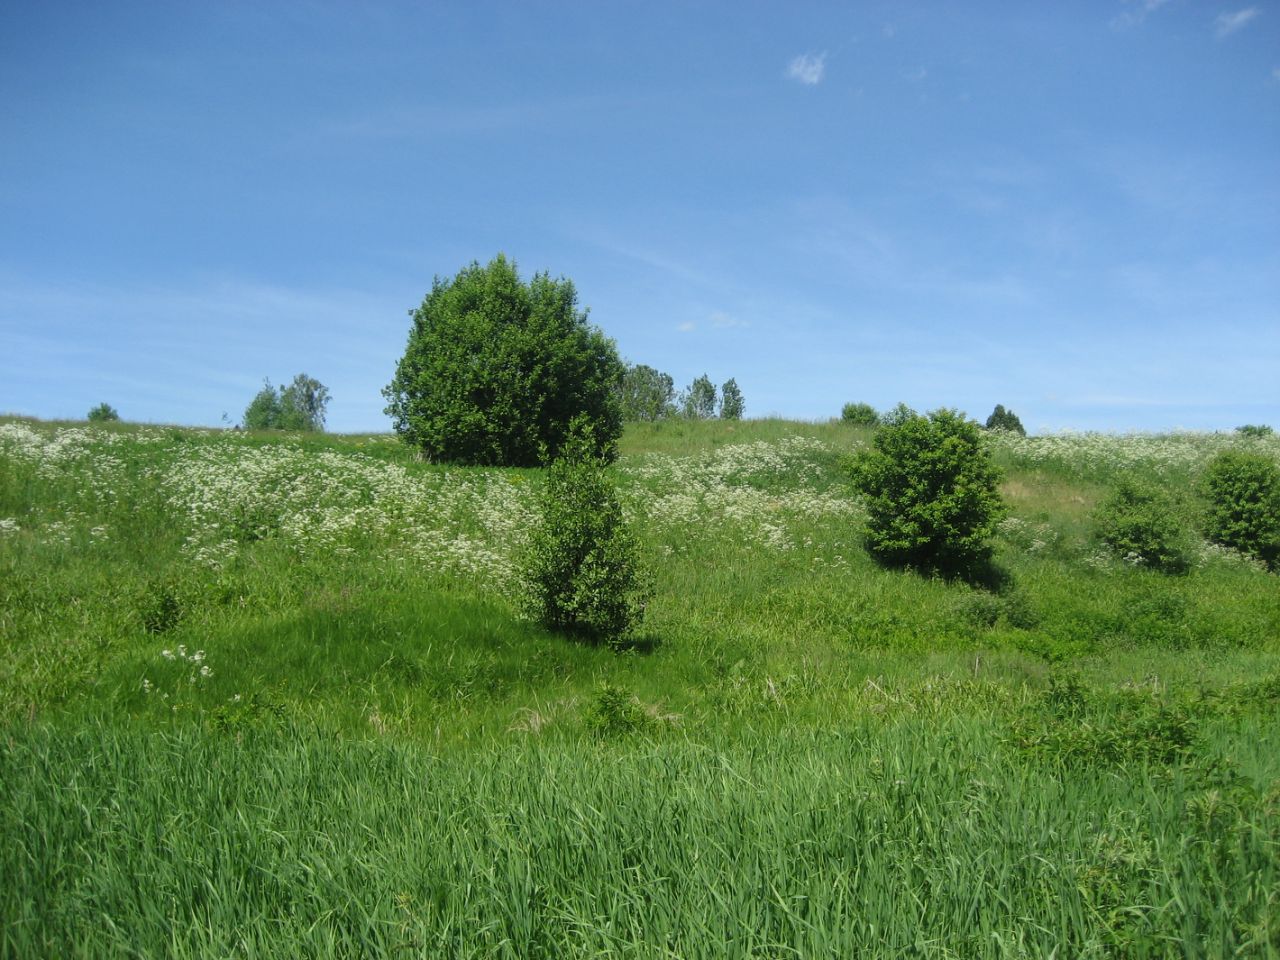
383;255;624;466
242;373;331;432
2;414;1279;957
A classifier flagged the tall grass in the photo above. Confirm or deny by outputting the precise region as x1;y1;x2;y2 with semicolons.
3;708;1277;959
2;415;1279;955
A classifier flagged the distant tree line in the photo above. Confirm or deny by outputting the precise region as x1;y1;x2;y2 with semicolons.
842;401;1026;436
616;365;745;422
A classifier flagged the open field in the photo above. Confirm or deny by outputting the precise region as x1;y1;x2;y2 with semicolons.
2;416;1279;957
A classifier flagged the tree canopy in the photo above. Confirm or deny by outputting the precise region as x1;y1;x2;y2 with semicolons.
243;374;330;432
383;255;623;466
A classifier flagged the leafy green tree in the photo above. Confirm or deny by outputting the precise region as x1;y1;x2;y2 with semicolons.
880;402;917;428
681;374;717;419
985;404;1026;436
521;418;649;645
86;403;120;423
242;381;283;430
850;408;1006;575
841;402;879;427
384;255;623;466
1093;478;1191;573
617;363;675;421
279;374;331;431
719;378;745;420
1236;424;1274;438
243;375;330;432
1202;450;1280;570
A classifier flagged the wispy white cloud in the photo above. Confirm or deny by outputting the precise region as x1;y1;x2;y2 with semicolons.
904;66;928;83
676;321;696;333
1111;0;1173;29
786;52;826;86
1215;7;1260;38
882;23;897;39
710;310;748;329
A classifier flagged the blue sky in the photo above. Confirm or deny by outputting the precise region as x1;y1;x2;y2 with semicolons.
2;1;1276;433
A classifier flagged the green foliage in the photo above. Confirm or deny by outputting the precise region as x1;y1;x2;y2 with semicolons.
86;402;120;422
850;408;1006;574
1093;478;1192;574
242;380;282;430
840;402;879;427
718;378;744;420
1202;450;1280;570
984;403;1026;436
137;578;184;634
279;374;331;431
585;683;654;737
243;375;330;432
616;363;675;421
879;401;916;428
383;255;623;466
1236;424;1273;438
680;374;717;419
521;418;649;644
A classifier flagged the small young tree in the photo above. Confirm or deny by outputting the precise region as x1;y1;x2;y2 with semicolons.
841;402;879;427
1202;450;1280;570
521;418;649;645
242;381;283;430
850;408;1006;575
985;404;1026;436
719;378;745;420
86;403;120;423
681;374;717;419
1093;478;1191;573
616;363;675;421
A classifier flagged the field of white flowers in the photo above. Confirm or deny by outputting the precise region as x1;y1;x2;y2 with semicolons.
3;420;1276;592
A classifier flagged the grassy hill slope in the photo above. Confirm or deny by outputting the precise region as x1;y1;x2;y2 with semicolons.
2;416;1278;956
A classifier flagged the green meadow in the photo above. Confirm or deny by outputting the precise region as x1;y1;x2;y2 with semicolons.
1;416;1278;957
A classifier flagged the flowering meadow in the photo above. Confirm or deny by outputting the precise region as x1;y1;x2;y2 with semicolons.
1;415;1278;957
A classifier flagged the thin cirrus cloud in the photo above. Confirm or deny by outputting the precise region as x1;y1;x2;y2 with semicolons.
786;52;826;85
1111;0;1173;29
1215;7;1260;38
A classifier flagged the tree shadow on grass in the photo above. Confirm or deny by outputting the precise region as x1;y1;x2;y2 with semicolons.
869;547;1016;594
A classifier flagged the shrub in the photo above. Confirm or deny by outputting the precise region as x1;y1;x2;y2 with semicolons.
680;374;717;419
586;683;655;737
719;378;745;420
1093;478;1192;574
841;402;879;427
850;408;1006;575
383;255;623;466
1236;424;1274;438
616;363;675;421
521;418;649;645
985;404;1026;436
243;375;330;432
1202;450;1280;570
86;403;119;422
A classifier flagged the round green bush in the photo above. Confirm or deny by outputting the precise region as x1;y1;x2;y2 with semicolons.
841;402;880;427
850;408;1006;575
521;419;649;645
384;255;624;466
1093;478;1192;574
1202;450;1280;570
